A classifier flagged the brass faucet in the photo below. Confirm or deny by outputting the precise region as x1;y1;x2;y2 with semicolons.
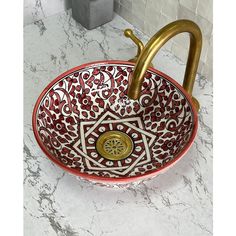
124;20;202;111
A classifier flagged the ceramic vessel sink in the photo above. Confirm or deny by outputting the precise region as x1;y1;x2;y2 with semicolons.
33;60;198;184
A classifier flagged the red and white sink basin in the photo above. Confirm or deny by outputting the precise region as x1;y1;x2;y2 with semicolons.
32;60;198;184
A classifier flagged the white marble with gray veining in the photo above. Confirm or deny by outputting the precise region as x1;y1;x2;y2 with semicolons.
24;10;213;236
24;0;71;25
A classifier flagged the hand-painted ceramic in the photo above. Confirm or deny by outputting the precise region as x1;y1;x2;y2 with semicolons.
32;60;198;184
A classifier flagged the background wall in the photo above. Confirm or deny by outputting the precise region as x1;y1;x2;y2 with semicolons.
114;0;213;80
24;0;212;80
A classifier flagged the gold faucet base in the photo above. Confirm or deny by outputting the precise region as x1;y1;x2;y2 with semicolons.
96;131;134;161
192;97;200;112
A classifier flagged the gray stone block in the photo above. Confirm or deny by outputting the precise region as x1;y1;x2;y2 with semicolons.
72;0;114;30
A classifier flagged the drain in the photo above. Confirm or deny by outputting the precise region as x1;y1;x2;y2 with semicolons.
104;138;126;155
96;131;133;161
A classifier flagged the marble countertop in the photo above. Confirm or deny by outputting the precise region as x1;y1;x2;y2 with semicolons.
24;10;213;236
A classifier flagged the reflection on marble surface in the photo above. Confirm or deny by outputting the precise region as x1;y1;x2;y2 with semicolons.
24;10;213;236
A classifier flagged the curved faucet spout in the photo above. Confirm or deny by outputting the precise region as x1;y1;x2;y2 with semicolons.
127;20;202;104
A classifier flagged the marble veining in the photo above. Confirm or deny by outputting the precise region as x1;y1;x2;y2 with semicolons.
24;0;71;26
24;10;213;236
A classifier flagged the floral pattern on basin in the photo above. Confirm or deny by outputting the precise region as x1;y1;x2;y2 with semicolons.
33;61;197;183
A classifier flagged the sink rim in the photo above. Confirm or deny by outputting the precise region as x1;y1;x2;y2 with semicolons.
32;60;198;183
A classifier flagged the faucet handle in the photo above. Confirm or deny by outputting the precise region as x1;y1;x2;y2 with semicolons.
124;29;154;67
124;29;144;63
